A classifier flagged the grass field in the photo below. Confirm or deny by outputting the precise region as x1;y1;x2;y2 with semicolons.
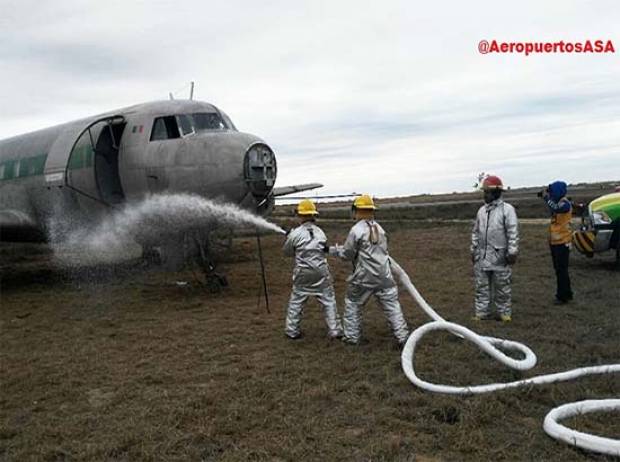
1;220;619;461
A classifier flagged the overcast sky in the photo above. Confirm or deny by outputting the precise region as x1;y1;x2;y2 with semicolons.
1;0;619;197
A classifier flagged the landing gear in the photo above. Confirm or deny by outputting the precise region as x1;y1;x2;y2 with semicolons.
139;228;233;292
141;245;162;265
191;231;229;292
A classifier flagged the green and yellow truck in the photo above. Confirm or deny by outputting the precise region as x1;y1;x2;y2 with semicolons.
573;191;620;266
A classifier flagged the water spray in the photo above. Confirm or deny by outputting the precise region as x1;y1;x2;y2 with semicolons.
51;193;285;265
390;259;620;457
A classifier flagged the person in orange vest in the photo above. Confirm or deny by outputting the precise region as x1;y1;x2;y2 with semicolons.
542;181;573;304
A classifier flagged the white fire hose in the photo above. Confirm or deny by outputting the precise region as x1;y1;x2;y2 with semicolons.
390;259;620;457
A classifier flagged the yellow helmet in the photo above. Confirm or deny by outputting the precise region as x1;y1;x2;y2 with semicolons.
296;199;319;216
353;194;376;210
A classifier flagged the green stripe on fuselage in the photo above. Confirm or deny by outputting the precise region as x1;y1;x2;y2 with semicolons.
18;153;47;177
0;158;19;180
0;146;94;182
0;153;47;181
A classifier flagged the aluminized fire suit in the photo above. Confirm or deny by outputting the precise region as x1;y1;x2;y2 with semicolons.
471;199;519;317
338;219;409;344
283;222;342;338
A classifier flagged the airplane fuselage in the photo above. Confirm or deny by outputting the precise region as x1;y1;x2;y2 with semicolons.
0;100;277;241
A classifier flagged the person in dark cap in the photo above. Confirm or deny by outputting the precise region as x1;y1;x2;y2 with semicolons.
542;181;573;304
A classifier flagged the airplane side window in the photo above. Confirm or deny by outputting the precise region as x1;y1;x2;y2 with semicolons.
151;118;168;141
163;116;180;139
150;116;180;141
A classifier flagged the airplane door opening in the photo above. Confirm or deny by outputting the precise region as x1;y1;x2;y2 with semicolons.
94;122;126;204
65;116;126;207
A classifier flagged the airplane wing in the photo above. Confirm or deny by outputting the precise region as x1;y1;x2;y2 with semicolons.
272;183;323;197
275;193;359;200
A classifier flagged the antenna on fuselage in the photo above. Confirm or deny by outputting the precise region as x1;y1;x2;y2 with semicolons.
168;81;193;100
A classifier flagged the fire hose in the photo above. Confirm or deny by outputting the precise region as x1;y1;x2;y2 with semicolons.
389;259;620;457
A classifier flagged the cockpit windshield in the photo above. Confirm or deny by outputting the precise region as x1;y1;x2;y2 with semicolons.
176;112;229;136
150;112;232;141
176;114;194;136
192;112;228;131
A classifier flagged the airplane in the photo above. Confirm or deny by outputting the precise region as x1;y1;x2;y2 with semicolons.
572;191;620;268
0;100;321;285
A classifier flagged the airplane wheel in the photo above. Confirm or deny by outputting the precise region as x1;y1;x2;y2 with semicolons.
141;245;162;265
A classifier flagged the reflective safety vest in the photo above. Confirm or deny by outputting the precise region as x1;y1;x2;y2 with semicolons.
549;199;572;245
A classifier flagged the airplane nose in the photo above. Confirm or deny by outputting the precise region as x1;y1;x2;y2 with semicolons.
244;142;277;202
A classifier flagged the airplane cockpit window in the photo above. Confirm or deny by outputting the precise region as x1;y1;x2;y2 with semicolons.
150;112;231;141
192;112;228;131
176;114;195;136
150;116;181;141
219;111;237;131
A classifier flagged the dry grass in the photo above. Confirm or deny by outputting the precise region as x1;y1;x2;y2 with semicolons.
1;221;619;461
274;181;619;223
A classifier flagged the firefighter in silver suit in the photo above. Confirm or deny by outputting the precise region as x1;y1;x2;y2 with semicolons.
283;199;342;339
332;194;409;345
471;175;520;322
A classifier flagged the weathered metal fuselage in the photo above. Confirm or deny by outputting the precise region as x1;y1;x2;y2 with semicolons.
0;100;277;241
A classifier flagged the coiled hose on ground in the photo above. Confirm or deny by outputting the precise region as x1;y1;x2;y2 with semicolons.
389;259;620;457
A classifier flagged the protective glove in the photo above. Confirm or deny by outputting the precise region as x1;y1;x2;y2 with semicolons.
505;253;518;265
322;243;330;253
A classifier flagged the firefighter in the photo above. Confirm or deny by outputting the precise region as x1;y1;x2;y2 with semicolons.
542;181;574;304
283;199;342;339
471;175;519;322
334;194;409;346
